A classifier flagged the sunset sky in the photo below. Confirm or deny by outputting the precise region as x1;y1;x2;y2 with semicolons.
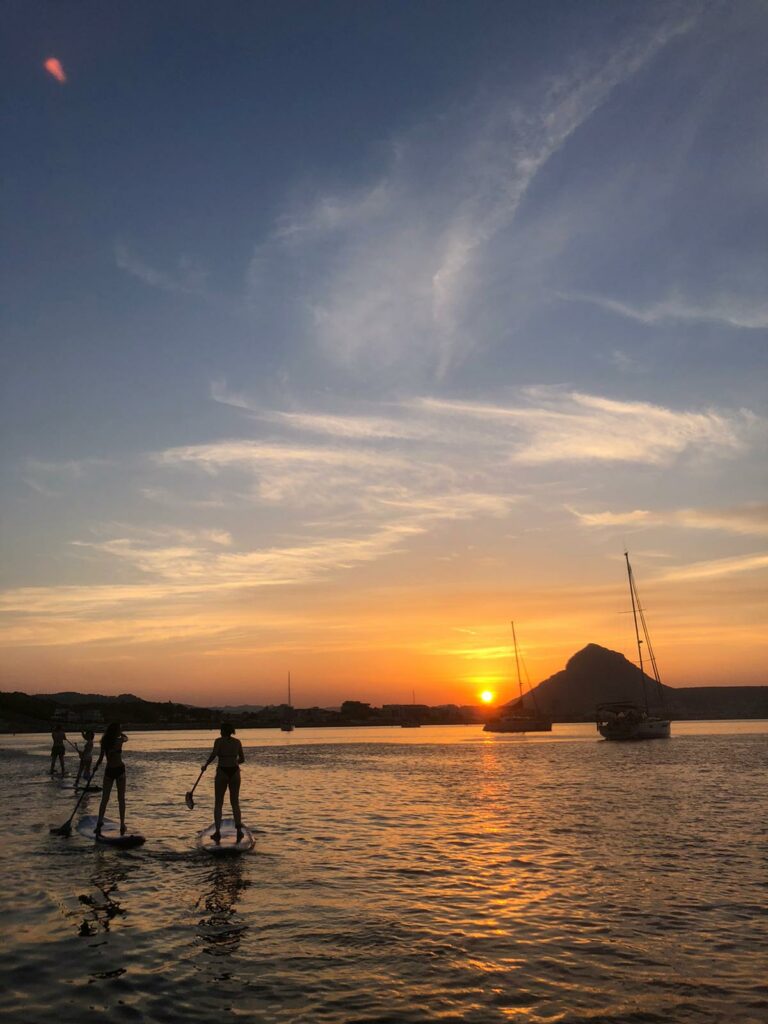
1;1;766;706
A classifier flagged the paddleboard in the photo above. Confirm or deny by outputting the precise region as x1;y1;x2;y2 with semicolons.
77;814;145;849
60;781;102;793
197;817;255;854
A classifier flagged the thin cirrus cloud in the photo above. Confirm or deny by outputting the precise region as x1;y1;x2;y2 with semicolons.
23;457;111;496
559;290;768;330
140;386;753;592
151;429;517;524
659;552;768;582
571;503;768;536
77;385;747;600
209;384;750;470
8;384;754;623
245;10;697;379
114;242;209;296
415;390;746;466
0;382;760;655
70;521;428;589
210;380;430;441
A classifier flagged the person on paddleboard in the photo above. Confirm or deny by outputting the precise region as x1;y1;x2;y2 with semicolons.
50;723;67;776
202;724;245;844
74;730;95;789
92;723;129;836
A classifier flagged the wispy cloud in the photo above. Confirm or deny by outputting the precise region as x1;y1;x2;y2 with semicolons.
7;381;755;646
246;10;697;379
418;389;746;466
659;552;768;581
69;521;425;590
571;503;768;536
211;380;429;440
560;290;768;330
570;508;653;528
154;439;405;471
115;242;208;296
23;458;110;496
263;411;430;441
45;384;746;601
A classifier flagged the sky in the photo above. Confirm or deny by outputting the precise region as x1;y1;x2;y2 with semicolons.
1;0;766;706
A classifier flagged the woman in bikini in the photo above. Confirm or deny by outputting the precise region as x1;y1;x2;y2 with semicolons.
202;724;245;844
74;729;95;789
92;722;129;836
49;723;67;776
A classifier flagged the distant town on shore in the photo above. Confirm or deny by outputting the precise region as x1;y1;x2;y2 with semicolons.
2;644;767;734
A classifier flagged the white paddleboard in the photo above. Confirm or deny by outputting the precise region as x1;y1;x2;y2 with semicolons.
197;817;254;854
77;814;145;849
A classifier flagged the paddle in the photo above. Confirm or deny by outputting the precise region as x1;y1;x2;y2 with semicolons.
50;765;102;836
185;765;207;810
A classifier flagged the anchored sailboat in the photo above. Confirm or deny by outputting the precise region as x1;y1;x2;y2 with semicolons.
596;552;671;741
483;622;552;733
280;672;295;732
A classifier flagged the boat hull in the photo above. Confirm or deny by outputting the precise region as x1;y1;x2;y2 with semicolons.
597;717;670;741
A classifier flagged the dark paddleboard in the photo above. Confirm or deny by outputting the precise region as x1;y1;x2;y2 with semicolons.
77;814;145;849
60;781;102;793
197;817;255;855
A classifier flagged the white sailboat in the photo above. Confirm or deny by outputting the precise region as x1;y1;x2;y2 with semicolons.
596;552;671;741
483;622;552;733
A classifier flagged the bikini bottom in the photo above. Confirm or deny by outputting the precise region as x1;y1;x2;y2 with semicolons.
104;765;126;780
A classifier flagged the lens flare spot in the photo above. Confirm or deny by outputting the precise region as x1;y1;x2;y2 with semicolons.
44;58;67;84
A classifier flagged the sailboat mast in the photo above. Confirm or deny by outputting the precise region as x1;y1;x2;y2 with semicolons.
625;552;649;713
511;620;523;704
288;671;291;708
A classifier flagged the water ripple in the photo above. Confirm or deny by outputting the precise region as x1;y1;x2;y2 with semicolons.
0;724;765;1022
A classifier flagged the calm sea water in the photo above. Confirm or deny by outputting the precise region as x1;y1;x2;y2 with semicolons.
1;723;766;1024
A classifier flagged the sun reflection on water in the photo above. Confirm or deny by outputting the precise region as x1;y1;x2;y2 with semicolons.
0;726;765;1022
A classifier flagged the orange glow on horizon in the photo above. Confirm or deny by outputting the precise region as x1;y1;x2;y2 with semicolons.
2;569;766;702
44;58;67;84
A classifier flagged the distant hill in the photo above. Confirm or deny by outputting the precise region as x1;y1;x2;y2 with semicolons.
521;643;672;717
39;691;144;705
519;644;768;720
0;689;218;732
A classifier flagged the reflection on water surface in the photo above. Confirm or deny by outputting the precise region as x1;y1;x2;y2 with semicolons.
196;858;249;965
0;724;766;1023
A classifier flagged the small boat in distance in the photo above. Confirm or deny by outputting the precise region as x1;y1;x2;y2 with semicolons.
596;552;671;741
280;672;294;732
401;690;421;727
483;622;552;733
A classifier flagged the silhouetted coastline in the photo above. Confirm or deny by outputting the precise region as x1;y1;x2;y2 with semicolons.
2;644;767;733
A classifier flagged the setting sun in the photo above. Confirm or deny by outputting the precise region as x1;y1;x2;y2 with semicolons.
479;690;495;704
